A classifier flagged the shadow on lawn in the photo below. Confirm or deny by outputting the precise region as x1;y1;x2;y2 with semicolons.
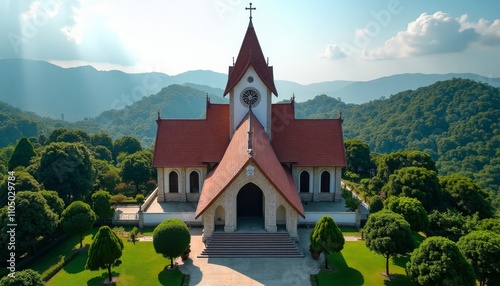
86;271;119;286
324;252;364;285
383;273;413;286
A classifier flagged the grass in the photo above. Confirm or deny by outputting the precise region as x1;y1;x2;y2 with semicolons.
34;228;185;286
315;241;413;286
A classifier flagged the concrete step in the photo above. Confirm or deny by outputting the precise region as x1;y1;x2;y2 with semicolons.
198;232;304;258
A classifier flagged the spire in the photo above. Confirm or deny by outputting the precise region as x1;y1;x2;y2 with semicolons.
223;4;278;96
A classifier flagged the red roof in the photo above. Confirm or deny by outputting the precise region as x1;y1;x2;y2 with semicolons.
152;102;346;168
152;103;230;167
195;112;304;218
223;20;278;96
271;103;347;167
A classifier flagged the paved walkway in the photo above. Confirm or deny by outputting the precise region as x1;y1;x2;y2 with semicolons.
143;227;361;286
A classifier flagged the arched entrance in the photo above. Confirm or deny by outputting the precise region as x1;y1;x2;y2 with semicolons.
237;183;263;217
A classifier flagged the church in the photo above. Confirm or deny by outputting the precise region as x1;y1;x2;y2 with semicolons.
151;6;346;241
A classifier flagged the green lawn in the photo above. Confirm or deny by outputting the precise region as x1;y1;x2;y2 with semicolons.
315;241;413;286
44;230;184;286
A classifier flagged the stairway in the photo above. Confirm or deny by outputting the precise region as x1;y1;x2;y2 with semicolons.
198;232;304;258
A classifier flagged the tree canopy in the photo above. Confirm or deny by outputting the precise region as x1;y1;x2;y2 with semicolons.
37;142;93;202
440;174;494;218
0;269;44;286
406;236;476;286
153;218;191;269
113;136;142;159
457;230;500;286
60;201;97;248
86;225;124;283
310;215;345;269
369;195;384;214
382;166;441;211
91;190;115;222
119;151;152;193
344;139;373;175
384;196;429;232
7;137;36;170
363;210;415;275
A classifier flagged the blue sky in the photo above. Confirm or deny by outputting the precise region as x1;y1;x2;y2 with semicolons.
1;0;500;84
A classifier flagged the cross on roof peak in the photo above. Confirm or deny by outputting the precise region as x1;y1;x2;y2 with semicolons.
245;3;256;20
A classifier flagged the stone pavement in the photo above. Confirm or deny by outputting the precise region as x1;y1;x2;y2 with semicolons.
165;227;361;286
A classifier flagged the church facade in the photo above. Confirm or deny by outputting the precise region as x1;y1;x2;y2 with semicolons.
152;15;346;240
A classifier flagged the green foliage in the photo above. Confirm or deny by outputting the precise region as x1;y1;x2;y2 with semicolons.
153;218;191;268
376;150;437;182
60;201;97;248
341;187;359;211
0;170;41;206
344;139;373;175
427;210;478;242
477;218;500;234
0;269;44;286
86;225;124;282
310;216;345;268
369;195;384;214
458;230;500;286
382;166;442;211
113;136;143;159
39;190;65;216
384;196;429;232
135;194;145;204
91;133;113;151
91;190;115;222
440;174;494;218
119;151;152;193
7;137;36;170
92;145;113;162
363;210;415;275
1;192;58;255
406;236;476;286
91;159;120;193
344;171;360;182
37;142;93;202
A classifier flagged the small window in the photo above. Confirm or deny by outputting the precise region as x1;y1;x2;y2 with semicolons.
321;171;330;193
299;171;310;193
190;171;199;193
169;171;178;193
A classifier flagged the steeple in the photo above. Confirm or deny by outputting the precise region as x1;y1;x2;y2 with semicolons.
223;4;278;96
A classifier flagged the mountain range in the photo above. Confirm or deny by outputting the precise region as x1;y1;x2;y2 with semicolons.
2;58;499;122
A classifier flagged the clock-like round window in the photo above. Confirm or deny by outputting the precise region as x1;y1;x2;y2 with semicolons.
247;76;254;83
240;87;261;107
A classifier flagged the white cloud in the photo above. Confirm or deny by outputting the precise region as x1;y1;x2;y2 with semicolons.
318;44;348;60
320;11;500;61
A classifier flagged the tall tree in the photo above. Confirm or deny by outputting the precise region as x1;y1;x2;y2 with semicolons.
377;150;437;182
369;195;384;214
86;225;124;283
113;136;142;159
91;190;115;223
37;142;93;202
153;218;191;269
407;236;476;286
363;210;415;276
91;133;114;151
119;151;152;193
382;166;442;211
427;210;478;242
0;170;41;206
60;201;97;248
12;192;58;254
7;137;36;170
440;174;494;218
344;139;373;175
310;216;345;269
384;196;429;232
458;231;500;286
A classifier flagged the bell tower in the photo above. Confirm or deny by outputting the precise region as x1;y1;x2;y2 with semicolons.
223;3;278;139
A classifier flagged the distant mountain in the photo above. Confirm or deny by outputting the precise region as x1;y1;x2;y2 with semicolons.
2;58;499;122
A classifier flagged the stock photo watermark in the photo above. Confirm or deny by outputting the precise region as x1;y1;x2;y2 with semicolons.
6;171;17;279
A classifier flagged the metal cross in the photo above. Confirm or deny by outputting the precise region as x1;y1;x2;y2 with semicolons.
246;3;256;20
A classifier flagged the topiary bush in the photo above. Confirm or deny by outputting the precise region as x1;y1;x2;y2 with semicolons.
153;218;191;269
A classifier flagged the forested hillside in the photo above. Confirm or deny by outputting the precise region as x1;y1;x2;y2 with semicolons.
295;78;499;192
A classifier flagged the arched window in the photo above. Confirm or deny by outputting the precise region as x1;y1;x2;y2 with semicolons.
321;171;330;193
299;171;310;193
169;171;178;193
189;171;199;193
